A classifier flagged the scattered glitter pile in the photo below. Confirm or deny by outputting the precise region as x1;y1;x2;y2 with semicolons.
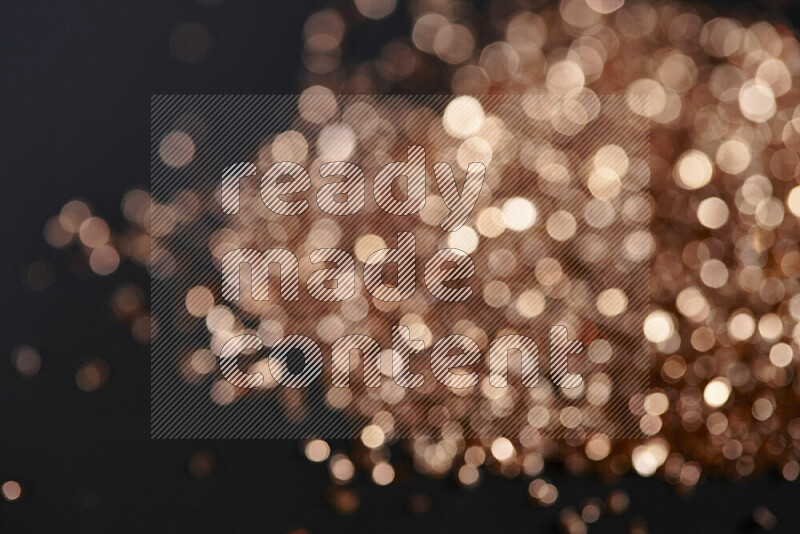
18;0;800;531
293;0;800;488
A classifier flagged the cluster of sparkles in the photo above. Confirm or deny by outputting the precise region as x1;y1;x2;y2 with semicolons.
295;0;800;501
150;88;650;445
20;0;800;530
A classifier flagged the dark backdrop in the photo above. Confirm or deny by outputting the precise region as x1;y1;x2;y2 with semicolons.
1;1;799;532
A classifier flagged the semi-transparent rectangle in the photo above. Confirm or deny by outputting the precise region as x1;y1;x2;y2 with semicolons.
150;94;650;439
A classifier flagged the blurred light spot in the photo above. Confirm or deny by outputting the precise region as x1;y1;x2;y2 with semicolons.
447;226;479;253
1;481;22;502
675;149;713;189
76;359;110;392
502;197;537;231
443;96;485;138
703;378;731;407
354;0;396;20
159;131;195;168
12;346;41;377
170;22;213;63
696;197;729;229
305;439;331;462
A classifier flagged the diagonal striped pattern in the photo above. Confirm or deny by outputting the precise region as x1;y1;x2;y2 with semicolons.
151;94;650;439
434;161;486;232
221;248;300;302
221;162;258;215
430;334;481;389
373;145;426;215
219;334;265;388
488;335;540;388
363;231;416;302
317;161;366;215
307;248;356;302
268;334;324;389
260;161;312;216
331;334;382;388
390;325;426;389
548;325;584;389
423;248;475;302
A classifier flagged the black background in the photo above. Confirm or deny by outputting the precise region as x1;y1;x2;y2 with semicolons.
1;1;799;532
